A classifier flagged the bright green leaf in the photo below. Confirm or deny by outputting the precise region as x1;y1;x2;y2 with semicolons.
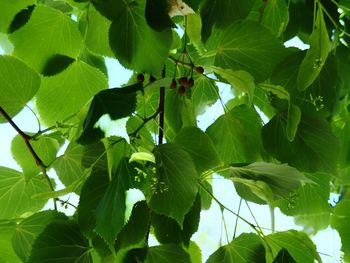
28;220;92;263
206;233;265;263
212;66;255;104
297;7;330;91
0;167;52;219
10;5;83;71
0;222;21;263
130;152;155;164
149;144;199;226
0;0;35;33
206;105;263;165
36;60;107;126
11;133;63;179
286;104;301;142
192;74;219;115
12;210;68;262
0;55;40;123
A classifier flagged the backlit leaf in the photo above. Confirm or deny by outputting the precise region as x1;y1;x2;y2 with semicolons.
0;55;40;123
0;167;52;219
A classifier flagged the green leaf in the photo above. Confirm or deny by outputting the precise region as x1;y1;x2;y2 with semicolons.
109;1;172;76
206;105;263;165
0;222;21;263
0;0;35;33
152;194;201;246
130;152;155;164
0;55;40;123
297;7;330;91
192;74;219;115
212;66;255;104
248;0;289;37
186;13;205;53
0;167;52;219
187;241;202;263
41;54;75;76
265;230;321;263
272;249;296;263
35;60;107;126
11;133;63;179
331;200;350;262
277;173;331;234
77;83;142;144
174;127;221;174
12;210;68;262
82;5;113;57
200;0;256;41
229;162;311;204
262;114;339;173
145;0;175;31
77;172;109;236
10;5;83;71
95;158;135;248
28;220;92;263
149;144;199;226
145;244;191;263
115;201;150;253
206;20;287;82
286;104;301;142
206;233;265;263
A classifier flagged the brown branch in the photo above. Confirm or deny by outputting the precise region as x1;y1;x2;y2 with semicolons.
158;66;166;145
0;106;57;209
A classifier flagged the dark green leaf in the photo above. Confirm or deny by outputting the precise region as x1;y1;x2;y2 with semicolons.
28;220;92;263
109;1;172;76
12;210;68;262
41;54;75;76
77;172;109;235
145;244;191;263
206;105;263;165
145;0;175;31
331;200;350;262
262;114;339;173
206;233;265;263
174;127;221;174
206;20;288;82
149;144;199;226
115;201;150;252
273;249;297;263
8;5;35;33
78;83;142;144
200;0;255;41
95;158;135;248
265;230;321;263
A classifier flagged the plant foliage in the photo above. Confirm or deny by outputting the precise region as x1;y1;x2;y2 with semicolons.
0;0;350;262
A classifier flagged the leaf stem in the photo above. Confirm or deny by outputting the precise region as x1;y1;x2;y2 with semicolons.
198;181;259;234
0;106;57;209
128;109;160;138
233;198;242;238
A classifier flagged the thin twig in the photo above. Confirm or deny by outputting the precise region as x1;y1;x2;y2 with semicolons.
128;110;160;138
0;106;57;209
158;66;166;145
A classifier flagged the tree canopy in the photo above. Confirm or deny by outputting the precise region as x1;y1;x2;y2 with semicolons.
0;0;350;262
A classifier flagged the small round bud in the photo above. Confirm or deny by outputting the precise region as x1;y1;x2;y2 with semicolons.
170;78;177;89
196;66;204;74
188;77;194;88
178;77;188;86
137;73;144;83
178;85;186;95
